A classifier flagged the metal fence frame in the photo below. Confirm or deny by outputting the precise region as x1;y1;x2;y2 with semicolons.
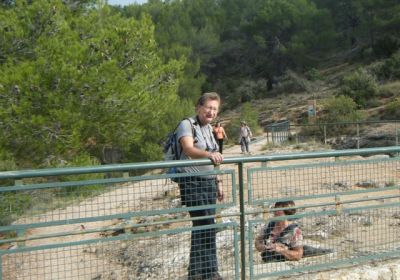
289;120;400;148
1;146;400;279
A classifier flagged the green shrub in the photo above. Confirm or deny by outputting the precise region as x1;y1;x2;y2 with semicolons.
321;95;364;123
383;98;400;119
0;193;31;226
305;68;322;81
224;104;260;144
0;154;16;170
338;68;378;108
240;103;260;134
55;154;104;198
372;51;400;81
317;95;364;136
378;87;396;98
274;70;311;94
298;123;324;139
365;98;381;108
234;79;268;102
224;118;241;145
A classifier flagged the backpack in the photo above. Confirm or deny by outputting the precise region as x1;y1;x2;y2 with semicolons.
163;118;197;182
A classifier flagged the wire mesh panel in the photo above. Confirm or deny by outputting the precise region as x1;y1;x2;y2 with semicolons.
0;169;237;280
0;171;235;226
249;203;400;279
1;148;400;280
1;222;238;280
248;158;400;204
247;155;400;279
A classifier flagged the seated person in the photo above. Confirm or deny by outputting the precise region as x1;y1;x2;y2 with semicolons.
255;200;303;262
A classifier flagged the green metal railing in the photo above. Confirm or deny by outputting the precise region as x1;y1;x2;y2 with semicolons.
289;120;400;148
0;146;400;279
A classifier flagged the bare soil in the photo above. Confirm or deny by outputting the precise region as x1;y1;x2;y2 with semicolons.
2;137;400;280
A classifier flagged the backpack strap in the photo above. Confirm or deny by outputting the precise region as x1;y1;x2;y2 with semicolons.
263;221;275;240
263;222;298;241
175;118;197;159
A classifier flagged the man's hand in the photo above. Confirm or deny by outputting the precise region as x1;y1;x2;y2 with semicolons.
267;243;288;253
208;151;223;165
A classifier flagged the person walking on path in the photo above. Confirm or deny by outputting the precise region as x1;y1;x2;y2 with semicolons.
176;92;225;280
239;121;252;154
213;121;228;154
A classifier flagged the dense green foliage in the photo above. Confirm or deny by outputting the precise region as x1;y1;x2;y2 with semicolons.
320;95;364;124
224;102;260;142
300;95;364;138
372;51;400;81
338;69;378;108
384;97;400;120
0;0;399;169
0;0;190;168
119;0;399;107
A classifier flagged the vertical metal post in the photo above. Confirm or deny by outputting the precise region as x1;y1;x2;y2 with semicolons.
15;180;26;248
272;128;276;145
0;251;2;280
335;195;342;215
396;128;399;157
238;162;246;280
324;125;327;145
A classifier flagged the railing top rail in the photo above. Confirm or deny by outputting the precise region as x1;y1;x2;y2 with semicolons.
1;146;399;180
290;120;400;126
266;120;290;128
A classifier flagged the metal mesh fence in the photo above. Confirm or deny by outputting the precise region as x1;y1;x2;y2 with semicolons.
248;158;399;203
247;156;400;279
249;205;400;279
2;223;238;280
290;121;400;149
0;148;399;279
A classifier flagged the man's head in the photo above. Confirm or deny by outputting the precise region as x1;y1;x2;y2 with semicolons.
273;200;296;216
196;92;220;107
196;92;220;125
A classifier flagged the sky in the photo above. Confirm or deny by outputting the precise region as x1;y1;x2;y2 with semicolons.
108;0;147;6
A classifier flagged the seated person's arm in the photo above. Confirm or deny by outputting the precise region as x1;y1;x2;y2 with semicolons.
267;225;304;261
273;244;303;261
255;231;267;252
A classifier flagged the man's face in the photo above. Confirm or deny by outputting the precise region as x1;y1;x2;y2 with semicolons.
197;99;219;124
273;209;285;217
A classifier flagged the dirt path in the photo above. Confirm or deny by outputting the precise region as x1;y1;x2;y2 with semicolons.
5;139;276;280
3;136;399;279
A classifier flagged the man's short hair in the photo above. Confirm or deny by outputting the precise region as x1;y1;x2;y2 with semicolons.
196;92;220;107
274;200;296;215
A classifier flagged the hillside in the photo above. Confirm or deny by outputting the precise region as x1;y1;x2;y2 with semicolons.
218;60;400;148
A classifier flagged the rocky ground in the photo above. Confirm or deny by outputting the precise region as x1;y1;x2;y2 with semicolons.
4;137;400;280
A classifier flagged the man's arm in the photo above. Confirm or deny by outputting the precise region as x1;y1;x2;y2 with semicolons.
180;136;223;164
222;128;228;139
255;231;267;252
273;244;303;261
